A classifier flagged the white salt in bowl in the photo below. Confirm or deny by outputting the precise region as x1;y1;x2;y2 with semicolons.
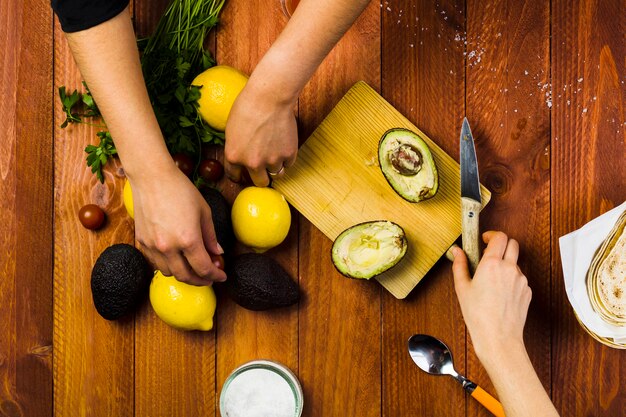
220;360;303;417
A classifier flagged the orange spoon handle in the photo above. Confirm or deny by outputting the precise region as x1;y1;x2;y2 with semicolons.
471;386;506;417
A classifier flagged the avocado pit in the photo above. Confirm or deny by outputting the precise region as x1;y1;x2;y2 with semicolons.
388;143;423;176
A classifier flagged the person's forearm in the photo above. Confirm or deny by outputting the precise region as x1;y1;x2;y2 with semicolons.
249;0;371;102
65;7;175;182
480;342;559;417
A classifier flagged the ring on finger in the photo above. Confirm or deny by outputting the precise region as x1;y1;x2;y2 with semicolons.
267;166;285;177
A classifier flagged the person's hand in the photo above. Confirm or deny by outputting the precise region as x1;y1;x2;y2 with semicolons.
452;231;532;364
130;166;227;286
224;79;298;187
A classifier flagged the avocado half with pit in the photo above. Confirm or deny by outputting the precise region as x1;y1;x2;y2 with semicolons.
331;221;408;279
378;128;439;202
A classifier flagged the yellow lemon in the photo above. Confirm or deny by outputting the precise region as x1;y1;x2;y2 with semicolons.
123;179;134;219
149;271;217;331
192;65;248;131
231;187;291;253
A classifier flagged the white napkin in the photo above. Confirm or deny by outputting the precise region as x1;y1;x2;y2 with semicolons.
559;201;626;344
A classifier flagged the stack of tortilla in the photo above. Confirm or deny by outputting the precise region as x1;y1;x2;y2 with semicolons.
586;210;626;331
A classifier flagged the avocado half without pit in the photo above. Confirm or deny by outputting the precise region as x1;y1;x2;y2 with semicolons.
378;128;439;202
331;221;408;279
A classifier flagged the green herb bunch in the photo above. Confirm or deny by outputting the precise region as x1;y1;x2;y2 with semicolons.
58;0;226;182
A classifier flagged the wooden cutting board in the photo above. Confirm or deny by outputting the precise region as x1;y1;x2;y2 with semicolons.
273;81;491;299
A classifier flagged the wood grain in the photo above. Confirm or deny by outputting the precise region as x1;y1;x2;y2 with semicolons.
3;0;625;414
0;0;53;416
131;1;219;416
134;310;217;417
214;2;299;416
465;1;552;415
380;1;468;416
297;2;381;416
551;0;625;415
274;82;490;299
52;17;136;416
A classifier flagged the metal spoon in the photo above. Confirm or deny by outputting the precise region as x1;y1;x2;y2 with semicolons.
408;334;505;417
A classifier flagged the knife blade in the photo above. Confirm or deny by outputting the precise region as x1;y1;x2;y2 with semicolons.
460;117;482;273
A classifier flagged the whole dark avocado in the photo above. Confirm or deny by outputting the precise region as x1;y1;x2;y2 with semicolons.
91;244;152;320
227;253;299;311
201;187;235;251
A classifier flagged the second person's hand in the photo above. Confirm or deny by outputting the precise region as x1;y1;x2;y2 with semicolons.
130;165;227;286
452;231;532;364
224;77;298;187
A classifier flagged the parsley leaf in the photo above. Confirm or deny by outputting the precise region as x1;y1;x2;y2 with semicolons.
59;86;82;128
85;131;117;183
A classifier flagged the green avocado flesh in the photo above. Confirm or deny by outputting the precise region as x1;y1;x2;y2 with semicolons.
91;244;152;320
331;221;408;279
378;128;439;202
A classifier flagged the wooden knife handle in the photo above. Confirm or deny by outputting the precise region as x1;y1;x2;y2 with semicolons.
461;196;481;273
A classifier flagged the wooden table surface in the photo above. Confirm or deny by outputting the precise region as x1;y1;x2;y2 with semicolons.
2;0;624;415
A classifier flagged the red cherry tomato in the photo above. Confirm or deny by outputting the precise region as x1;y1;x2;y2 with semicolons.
172;153;194;177
198;159;224;182
78;204;106;230
211;254;225;271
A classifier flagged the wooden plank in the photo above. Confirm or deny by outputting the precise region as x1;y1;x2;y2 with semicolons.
0;0;19;412
52;18;135;416
0;0;53;415
297;2;381;415
275;82;490;299
465;0;552;415
133;0;168;38
214;2;299;416
14;1;54;415
0;0;20;413
131;1;220;416
134;312;217;417
551;0;625;415
380;1;467;416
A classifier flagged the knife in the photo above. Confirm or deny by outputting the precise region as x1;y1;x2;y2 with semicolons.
459;117;482;272
445;118;482;274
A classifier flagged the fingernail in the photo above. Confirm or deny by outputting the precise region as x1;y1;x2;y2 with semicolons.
216;243;224;255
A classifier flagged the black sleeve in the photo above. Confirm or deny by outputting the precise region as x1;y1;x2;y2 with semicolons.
51;0;130;33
